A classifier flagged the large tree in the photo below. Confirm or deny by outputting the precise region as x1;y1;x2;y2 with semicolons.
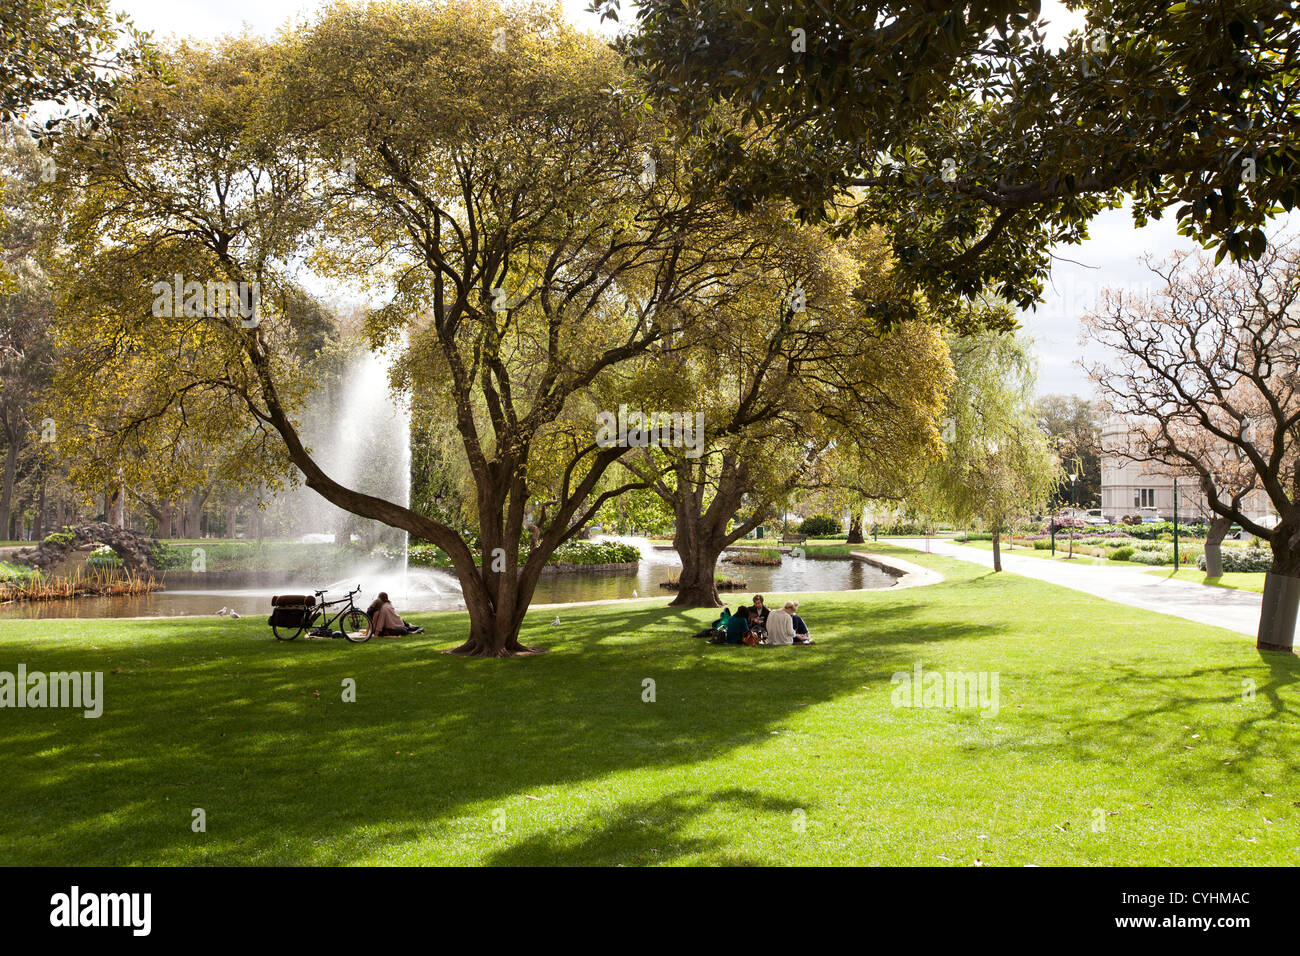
598;0;1300;309
1083;241;1300;651
53;2;754;655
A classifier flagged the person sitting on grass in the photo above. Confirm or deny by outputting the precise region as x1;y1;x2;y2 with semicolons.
366;592;424;637
763;601;796;645
721;604;752;644
789;600;813;644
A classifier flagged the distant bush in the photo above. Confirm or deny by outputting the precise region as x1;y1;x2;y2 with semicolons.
549;541;640;565
1045;515;1087;532
0;561;39;583
873;521;931;535
955;532;994;542
1129;548;1174;565
1032;539;1052;550
726;547;783;566
1198;545;1273;573
1109;546;1135;561
85;544;123;570
798;515;841;536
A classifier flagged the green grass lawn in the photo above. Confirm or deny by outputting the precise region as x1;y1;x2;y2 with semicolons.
1145;568;1267;594
2;544;1297;866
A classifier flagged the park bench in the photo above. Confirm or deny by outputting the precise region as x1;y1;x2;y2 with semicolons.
781;533;808;545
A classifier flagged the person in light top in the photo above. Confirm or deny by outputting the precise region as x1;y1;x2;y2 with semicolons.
763;601;814;645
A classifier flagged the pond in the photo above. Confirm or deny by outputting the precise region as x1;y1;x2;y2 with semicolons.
0;539;896;620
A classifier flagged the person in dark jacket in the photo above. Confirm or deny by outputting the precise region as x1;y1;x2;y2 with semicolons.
748;594;770;639
724;604;752;644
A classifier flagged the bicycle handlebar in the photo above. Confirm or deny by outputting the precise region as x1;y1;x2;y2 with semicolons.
314;585;363;597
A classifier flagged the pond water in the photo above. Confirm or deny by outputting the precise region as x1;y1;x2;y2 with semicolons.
0;538;895;620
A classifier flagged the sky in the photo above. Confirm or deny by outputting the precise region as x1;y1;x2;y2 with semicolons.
107;0;1221;399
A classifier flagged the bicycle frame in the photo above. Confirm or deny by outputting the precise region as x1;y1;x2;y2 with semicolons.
310;586;362;631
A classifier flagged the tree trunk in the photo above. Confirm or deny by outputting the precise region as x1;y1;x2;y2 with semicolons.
450;573;540;657
846;511;865;544
1203;514;1232;578
34;479;45;540
0;440;17;542
1258;533;1300;653
992;528;1003;572
670;538;724;607
668;501;725;608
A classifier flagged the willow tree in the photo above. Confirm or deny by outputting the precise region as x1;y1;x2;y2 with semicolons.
611;224;952;606
916;329;1059;571
53;2;748;655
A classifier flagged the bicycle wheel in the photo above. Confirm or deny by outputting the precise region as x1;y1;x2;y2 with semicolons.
272;608;318;642
340;608;371;643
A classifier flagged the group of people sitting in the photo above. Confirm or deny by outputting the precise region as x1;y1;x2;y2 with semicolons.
365;592;424;637
703;594;814;646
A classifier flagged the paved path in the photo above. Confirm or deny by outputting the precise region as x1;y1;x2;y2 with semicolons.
881;538;1263;637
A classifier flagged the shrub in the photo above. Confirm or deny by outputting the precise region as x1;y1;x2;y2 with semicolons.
85;544;123;570
872;520;931;535
550;540;640;565
798;514;842;536
1032;539;1052;550
726;547;783;566
1045;515;1087;532
1109;546;1135;561
1129;548;1174;565
1197;545;1273;573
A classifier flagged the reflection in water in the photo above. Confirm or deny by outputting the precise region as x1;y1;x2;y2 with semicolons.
0;538;894;620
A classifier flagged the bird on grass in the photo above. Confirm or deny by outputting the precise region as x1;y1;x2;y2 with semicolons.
551;615;561;626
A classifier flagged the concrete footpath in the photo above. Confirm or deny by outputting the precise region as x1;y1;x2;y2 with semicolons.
881;538;1264;637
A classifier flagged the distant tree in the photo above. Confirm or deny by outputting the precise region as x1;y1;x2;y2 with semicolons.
916;330;1060;570
1036;394;1103;508
0;125;56;538
1083;241;1300;651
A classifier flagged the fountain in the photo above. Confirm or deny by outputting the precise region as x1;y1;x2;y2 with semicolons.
303;343;464;611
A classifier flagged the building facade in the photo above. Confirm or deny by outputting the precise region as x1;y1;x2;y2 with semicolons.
1099;418;1275;524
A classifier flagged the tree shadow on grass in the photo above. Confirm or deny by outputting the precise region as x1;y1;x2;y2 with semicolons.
961;651;1300;797
0;588;996;865
484;787;803;866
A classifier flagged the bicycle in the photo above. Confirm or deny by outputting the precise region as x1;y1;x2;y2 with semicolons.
269;586;371;643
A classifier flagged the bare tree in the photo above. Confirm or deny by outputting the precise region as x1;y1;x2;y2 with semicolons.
1083;241;1300;651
